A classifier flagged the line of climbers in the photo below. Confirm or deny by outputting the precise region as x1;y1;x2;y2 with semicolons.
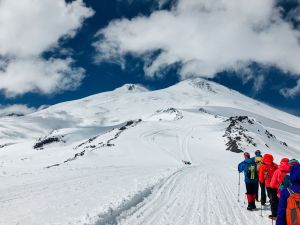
238;150;300;225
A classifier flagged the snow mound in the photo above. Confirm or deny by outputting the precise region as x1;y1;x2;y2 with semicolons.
223;116;289;153
189;78;217;93
33;131;66;150
73;120;141;152
114;84;149;93
144;108;183;121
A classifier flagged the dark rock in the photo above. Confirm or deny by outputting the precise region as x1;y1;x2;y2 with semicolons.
5;113;25;117
265;130;276;139
223;116;257;153
119;126;126;131
182;160;192;165
265;144;269;148
280;141;288;147
34;137;63;149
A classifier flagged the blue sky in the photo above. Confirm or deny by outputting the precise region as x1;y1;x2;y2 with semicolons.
0;0;300;116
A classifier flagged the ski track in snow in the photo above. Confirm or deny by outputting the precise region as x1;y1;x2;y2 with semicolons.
98;166;270;225
92;124;270;225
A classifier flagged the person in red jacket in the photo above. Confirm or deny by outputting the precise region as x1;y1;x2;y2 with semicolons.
258;154;278;220
270;158;290;198
269;158;290;221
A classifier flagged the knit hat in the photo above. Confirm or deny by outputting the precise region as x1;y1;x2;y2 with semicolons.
244;152;250;159
255;150;262;157
289;159;299;166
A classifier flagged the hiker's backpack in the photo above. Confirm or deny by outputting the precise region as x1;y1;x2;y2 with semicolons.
286;188;300;225
246;163;257;180
280;173;292;191
254;156;262;170
263;163;277;181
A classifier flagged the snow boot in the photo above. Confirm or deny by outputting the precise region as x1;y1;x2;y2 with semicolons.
247;203;252;210
247;202;256;210
251;202;257;210
268;215;277;220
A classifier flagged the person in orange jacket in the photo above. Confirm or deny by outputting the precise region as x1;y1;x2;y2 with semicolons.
258;154;278;220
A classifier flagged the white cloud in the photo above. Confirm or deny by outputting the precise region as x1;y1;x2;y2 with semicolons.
95;0;300;96
286;2;300;24
0;57;84;97
281;79;300;98
120;0;171;8
253;75;265;93
0;104;37;116
0;0;94;97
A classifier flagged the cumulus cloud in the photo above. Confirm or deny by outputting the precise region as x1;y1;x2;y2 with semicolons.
281;79;300;98
0;104;37;117
120;0;171;8
95;0;300;96
0;0;94;97
0;57;84;97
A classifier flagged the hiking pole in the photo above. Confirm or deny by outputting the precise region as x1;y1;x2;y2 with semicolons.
238;172;241;202
260;200;263;217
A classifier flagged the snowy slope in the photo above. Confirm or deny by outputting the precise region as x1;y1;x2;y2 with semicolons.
1;78;300;225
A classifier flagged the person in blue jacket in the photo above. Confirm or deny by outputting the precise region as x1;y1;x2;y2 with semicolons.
238;152;258;210
276;164;300;225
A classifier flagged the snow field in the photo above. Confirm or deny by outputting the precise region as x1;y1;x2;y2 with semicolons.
1;78;300;224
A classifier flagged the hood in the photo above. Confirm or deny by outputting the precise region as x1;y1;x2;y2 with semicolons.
281;158;289;164
263;154;274;165
291;164;300;184
279;162;290;172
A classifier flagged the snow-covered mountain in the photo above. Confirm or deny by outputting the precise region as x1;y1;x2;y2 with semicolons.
1;78;300;225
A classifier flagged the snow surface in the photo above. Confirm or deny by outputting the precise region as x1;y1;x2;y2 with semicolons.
1;78;300;225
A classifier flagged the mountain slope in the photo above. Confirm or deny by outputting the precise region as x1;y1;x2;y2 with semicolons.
0;78;300;225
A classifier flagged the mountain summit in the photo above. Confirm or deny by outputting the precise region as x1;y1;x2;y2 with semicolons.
114;84;149;93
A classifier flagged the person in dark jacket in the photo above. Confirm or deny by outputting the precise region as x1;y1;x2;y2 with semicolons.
279;159;299;192
276;164;300;225
238;152;258;210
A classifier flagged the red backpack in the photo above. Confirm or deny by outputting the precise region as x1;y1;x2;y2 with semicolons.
286;188;300;225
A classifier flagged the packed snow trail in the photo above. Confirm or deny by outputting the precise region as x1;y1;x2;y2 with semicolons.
93;115;273;225
100;166;270;225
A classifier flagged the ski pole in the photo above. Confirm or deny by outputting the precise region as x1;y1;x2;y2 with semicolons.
260;199;263;217
238;172;241;202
